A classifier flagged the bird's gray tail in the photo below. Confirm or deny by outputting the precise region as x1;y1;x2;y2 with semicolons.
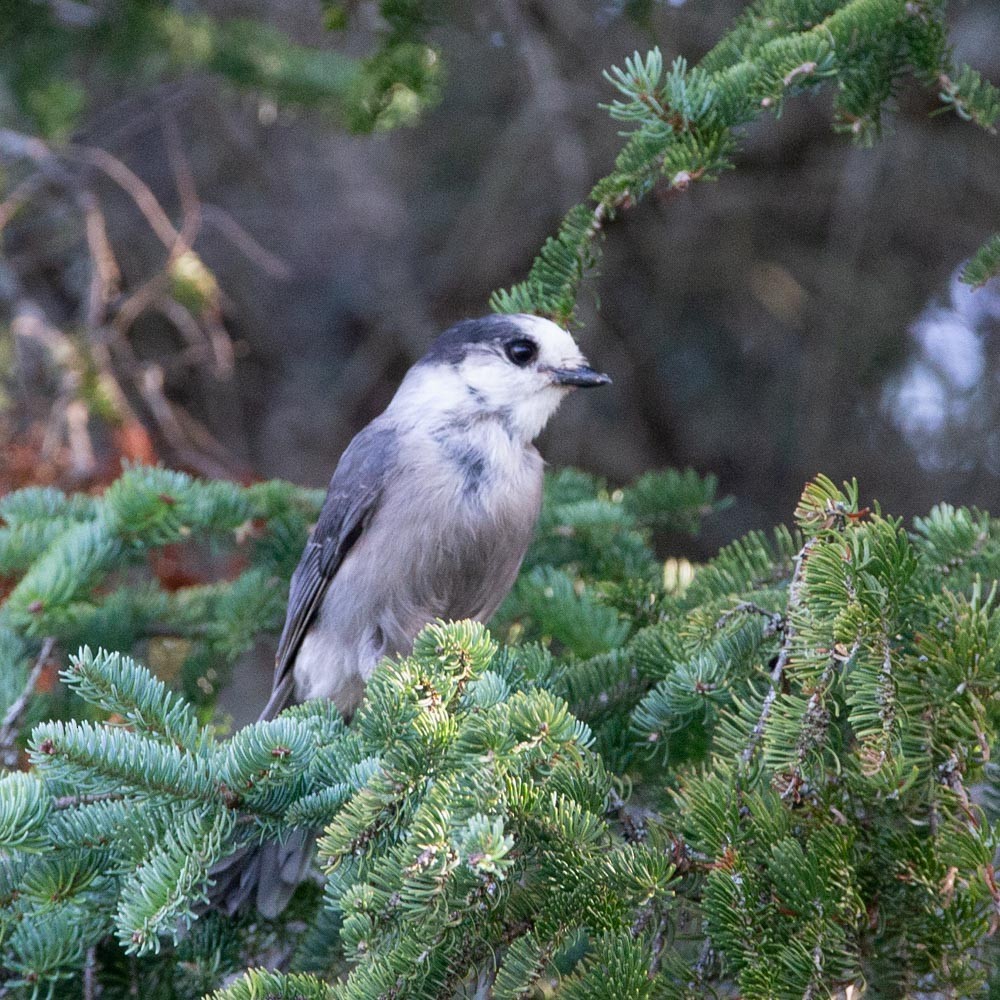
208;828;316;919
207;671;323;916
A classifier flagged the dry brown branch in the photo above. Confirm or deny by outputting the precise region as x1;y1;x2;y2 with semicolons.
154;296;233;378
172;401;245;473
0;123;273;476
200;204;292;280
138;365;236;478
157;296;212;353
78;187;122;326
8;292;99;480
203;311;236;376
161;111;202;247
74;143;181;250
0;172;48;230
110;272;172;339
0;131;130;471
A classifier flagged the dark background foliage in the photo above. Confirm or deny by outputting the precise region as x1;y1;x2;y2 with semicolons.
3;0;999;551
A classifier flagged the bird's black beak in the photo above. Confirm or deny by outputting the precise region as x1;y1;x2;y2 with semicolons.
549;365;612;388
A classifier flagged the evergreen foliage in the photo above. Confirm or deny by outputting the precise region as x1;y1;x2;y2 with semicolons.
490;0;1000;325
962;233;1000;289
1;468;1000;996
0;466;323;725
1;0;441;140
1;2;999;997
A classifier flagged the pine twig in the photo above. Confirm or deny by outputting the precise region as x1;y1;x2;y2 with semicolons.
0;637;56;767
714;601;785;636
53;791;126;810
83;946;98;1000
740;539;816;768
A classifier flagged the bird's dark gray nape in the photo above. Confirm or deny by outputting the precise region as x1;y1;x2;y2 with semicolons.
420;315;530;365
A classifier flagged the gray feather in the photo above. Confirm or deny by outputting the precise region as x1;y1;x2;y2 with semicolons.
262;421;398;720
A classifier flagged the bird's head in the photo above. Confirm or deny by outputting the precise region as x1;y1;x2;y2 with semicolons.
405;314;610;442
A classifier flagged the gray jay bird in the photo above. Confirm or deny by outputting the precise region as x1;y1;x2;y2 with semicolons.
261;312;610;720
214;313;609;915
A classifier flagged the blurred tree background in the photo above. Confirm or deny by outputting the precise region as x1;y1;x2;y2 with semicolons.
2;3;1000;994
1;0;998;552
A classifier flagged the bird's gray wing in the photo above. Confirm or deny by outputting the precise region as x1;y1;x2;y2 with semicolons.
259;421;398;720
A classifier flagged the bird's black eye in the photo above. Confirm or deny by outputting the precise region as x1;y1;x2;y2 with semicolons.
504;338;538;367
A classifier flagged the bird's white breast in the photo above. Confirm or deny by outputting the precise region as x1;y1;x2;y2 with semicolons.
292;417;543;713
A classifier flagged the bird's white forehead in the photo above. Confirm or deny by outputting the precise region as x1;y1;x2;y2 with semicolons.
509;314;585;363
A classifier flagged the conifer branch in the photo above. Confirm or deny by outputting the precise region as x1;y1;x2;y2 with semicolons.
52;790;125;810
1;6;999;994
740;539;815;768
0;637;55;767
714;601;784;635
492;0;999;324
961;233;1000;289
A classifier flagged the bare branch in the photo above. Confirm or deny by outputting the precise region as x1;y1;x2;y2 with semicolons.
78;187;122;328
161;111;202;247
156;295;235;378
0;172;48;230
8;293;99;480
157;296;212;353
0;124;247;475
74;143;181;250
740;538;816;768
0;638;56;767
200;204;292;280
138;364;239;478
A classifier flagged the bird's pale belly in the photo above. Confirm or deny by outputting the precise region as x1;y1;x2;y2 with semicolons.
292;459;540;712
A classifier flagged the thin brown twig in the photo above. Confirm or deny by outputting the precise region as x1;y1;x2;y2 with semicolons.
157;296;213;354
0;123;255;475
77;187;122;327
73;143;181;250
138;364;237;478
64;397;97;478
153;257;235;378
939;754;979;828
202;310;236;376
0;638;56;767
9;299;99;479
200;204;292;280
0;130;135;463
161;111;201;247
110;271;172;340
0;172;48;230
